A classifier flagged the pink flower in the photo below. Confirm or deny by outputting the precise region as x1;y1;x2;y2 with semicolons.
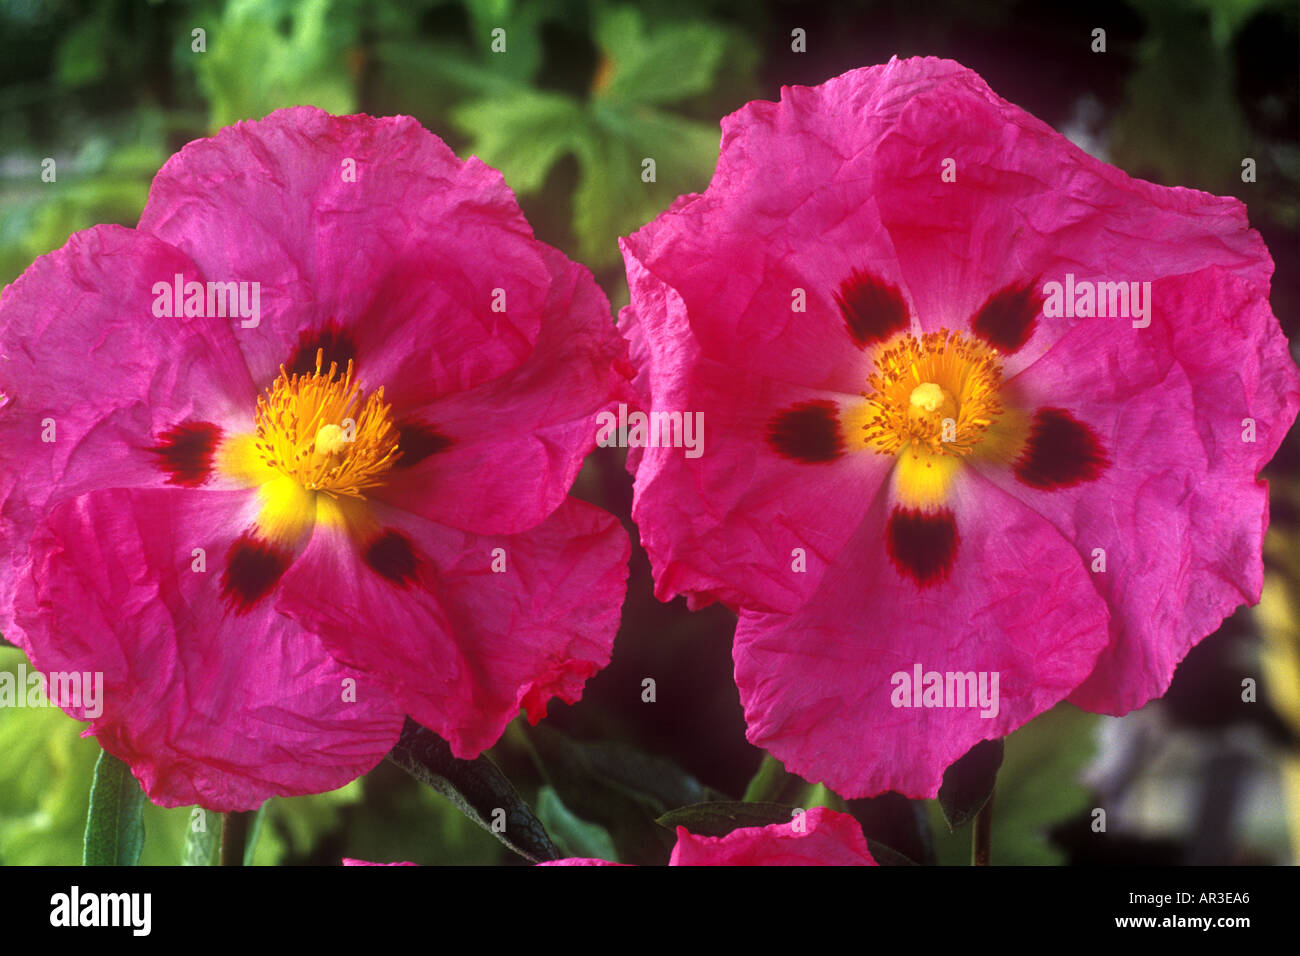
0;107;630;811
540;807;877;866
343;859;417;866
618;57;1300;798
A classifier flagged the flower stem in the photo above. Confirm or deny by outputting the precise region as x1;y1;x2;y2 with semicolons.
221;811;251;866
972;789;994;866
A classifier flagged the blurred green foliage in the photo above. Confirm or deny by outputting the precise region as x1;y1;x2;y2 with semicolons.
0;646;508;864
927;704;1100;866
0;0;759;288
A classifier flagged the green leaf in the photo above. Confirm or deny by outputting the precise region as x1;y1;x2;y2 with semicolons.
524;723;716;864
741;753;847;813
847;792;936;865
866;839;922;866
449;6;740;269
937;738;1004;830
928;704;1100;865
340;764;510;866
182;809;220;866
451;91;587;193
83;749;146;866
386;719;558;863
536;785;619;862
742;753;796;803
570;108;719;267
242;802;268;865
462;0;555;84
197;0;359;129
656;801;796;837
592;5;729;106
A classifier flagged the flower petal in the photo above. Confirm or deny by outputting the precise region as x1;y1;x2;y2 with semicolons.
0;225;258;643
980;267;1300;713
372;242;631;535
15;487;404;810
669;807;877;866
865;59;1271;375
276;497;629;759
734;470;1109;798
619;254;894;614
138;106;555;400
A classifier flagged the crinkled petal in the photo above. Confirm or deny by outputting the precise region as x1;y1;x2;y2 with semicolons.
734;470;1109;798
619;254;893;613
0;225;258;642
343;859;417;866
978;268;1300;713
15;487;405;810
138;106;556;400
536;858;628;866
276;497;629;759
865;58;1272;375
374;241;631;535
669;807;877;865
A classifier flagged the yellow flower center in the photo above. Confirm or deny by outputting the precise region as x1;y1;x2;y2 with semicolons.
861;330;1003;458
252;349;400;499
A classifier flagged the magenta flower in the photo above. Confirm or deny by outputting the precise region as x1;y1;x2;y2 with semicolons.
0;107;630;811
540;807;878;866
618;58;1300;798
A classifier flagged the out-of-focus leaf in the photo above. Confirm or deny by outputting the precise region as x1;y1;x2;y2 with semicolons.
847;791;936;866
450;3;739;268
1;128;167;287
592;5;728;106
372;40;516;100
0;648;202;865
54;16;110;88
741;752;848;815
387;718;558;863
0;650;103;865
928;704;1100;865
656;800;795;837
197;0;359;129
937;738;1004;830
742;753;796;803
83;749;146;866
867;839;922;866
525;723;718;864
536;784;619;862
182;808;220;866
341;761;511;866
462;0;555;84
572;106;718;267
451;90;586;192
240;802;269;865
1110;0;1250;192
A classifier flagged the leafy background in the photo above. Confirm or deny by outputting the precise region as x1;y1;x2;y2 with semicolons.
0;0;1296;865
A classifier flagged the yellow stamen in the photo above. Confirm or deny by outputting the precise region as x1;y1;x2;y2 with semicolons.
252;349;400;499
860;330;1004;458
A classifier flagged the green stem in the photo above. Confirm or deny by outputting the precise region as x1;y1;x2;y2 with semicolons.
972;789;994;866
